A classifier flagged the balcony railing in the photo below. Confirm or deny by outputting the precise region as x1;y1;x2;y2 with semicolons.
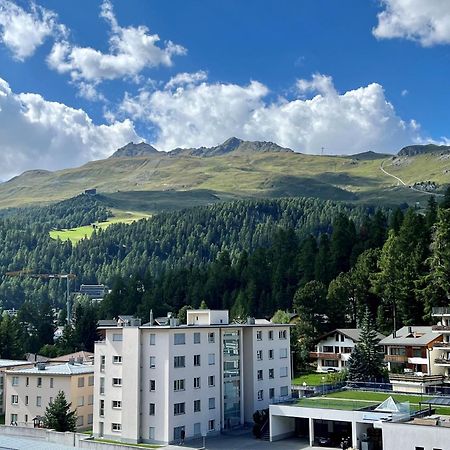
435;358;450;365
389;373;443;383
384;354;408;363
432;325;450;332
432;307;450;316
433;342;450;349
309;352;340;360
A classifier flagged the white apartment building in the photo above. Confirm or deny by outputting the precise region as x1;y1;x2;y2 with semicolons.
5;362;94;430
93;309;291;445
432;307;450;376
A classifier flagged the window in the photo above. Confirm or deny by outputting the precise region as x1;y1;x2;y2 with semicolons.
194;377;201;388
25;395;29;405
88;395;94;405
194;423;201;436
412;348;422;357
323;346;334;353
36;396;42;407
88;414;93;425
280;366;288;377
12;376;19;386
10;414;17;424
100;377;105;395
150;380;156;391
194;332;201;344
279;330;287;340
342;347;352;354
25;414;28;423
26;377;29;386
150;356;156;368
208;375;215;387
88;375;94;386
149;403;155;415
414;447;424;450
269;349;274;359
77;396;84;407
78;377;85;388
49;377;54;388
257;370;263;381
335;333;339;342
269;368;274;379
49;397;53;403
100;355;105;372
112;333;123;341
280;348;288;359
37;377;42;387
269;388;275;399
174;356;185;368
149;427;155;440
174;379;185;391
208;353;215;365
208;420;215;431
256;330;262;341
323;359;339;367
111;423;121;432
208;332;215;343
11;395;18;404
268;330;274;340
256;350;263;361
390;347;406;356
194;354;201;366
194;399;201;412
113;355;122;364
99;399;105;417
174;333;186;345
112;400;122;409
280;386;289;397
174;402;185;415
257;390;264;401
112;378;122;386
149;333;156;345
208;397;216;409
77;416;84;427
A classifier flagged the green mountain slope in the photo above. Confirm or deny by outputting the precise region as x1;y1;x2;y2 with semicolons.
0;139;447;210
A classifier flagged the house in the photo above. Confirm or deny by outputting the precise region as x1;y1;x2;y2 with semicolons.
5;361;94;430
48;351;94;365
78;284;109;300
309;329;385;373
0;360;33;415
93;309;292;445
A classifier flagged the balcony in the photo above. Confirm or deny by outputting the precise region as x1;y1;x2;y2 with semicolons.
433;342;450;349
432;325;450;332
432;307;450;317
435;358;450;366
384;354;408;363
389;373;443;384
309;352;340;360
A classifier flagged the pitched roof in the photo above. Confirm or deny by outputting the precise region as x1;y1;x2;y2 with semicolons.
49;351;94;363
380;326;437;346
0;359;30;369
319;328;385;343
8;362;94;376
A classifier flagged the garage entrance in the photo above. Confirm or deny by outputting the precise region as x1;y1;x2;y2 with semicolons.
313;419;352;448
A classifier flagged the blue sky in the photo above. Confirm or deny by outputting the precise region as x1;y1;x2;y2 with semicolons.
0;0;449;179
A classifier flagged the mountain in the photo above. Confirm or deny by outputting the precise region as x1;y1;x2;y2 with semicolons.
170;137;294;157
110;142;160;158
0;138;447;211
398;144;450;157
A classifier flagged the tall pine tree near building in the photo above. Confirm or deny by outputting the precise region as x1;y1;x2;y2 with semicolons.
348;309;385;382
44;391;77;432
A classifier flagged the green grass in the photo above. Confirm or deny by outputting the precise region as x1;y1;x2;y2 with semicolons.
90;438;160;448
49;210;150;244
292;373;332;386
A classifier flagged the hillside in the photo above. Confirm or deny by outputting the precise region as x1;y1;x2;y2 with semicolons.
0;138;448;210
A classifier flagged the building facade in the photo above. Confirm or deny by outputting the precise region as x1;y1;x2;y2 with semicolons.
432;307;450;376
5;362;94;430
0;360;32;415
93;310;291;444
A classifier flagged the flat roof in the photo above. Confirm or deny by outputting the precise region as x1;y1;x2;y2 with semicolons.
7;363;94;376
0;359;30;368
99;322;290;330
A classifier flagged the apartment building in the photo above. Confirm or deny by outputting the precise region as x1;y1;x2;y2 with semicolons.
432;307;450;376
309;329;384;373
93;309;291;445
0;360;32;415
5;362;94;430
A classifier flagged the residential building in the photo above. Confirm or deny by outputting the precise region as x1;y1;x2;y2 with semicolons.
309;329;384;373
5;362;94;429
93;309;291;445
0;360;32;415
48;351;94;365
432;307;450;376
79;284;108;299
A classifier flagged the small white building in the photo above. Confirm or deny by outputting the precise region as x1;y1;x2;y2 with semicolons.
0;360;32;415
93;309;291;445
310;329;384;373
5;362;94;430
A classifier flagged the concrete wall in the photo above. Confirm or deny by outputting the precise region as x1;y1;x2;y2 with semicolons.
270;415;295;441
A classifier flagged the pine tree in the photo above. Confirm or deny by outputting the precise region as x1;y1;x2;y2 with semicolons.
43;391;77;432
348;309;385;382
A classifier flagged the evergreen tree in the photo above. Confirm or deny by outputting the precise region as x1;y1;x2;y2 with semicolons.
348;309;385;382
43;391;77;432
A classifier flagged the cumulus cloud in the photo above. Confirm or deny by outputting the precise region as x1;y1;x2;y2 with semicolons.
0;0;63;60
47;0;186;86
0;77;140;180
373;0;450;46
116;72;420;154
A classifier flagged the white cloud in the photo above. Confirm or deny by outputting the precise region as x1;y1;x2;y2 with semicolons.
0;0;63;60
373;0;450;46
117;73;421;154
48;0;186;85
0;77;140;180
165;71;208;89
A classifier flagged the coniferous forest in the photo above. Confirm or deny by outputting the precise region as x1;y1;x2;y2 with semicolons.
1;192;450;369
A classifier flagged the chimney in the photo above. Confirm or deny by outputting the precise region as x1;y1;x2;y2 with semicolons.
149;309;154;326
68;357;75;365
246;317;255;325
408;326;412;334
36;362;46;371
76;357;84;364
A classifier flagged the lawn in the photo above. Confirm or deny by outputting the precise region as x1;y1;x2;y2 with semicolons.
49;210;150;244
292;373;332;386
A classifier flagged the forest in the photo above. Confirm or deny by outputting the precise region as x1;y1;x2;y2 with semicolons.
1;192;450;369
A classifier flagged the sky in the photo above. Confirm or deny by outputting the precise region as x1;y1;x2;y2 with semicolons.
0;0;449;180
